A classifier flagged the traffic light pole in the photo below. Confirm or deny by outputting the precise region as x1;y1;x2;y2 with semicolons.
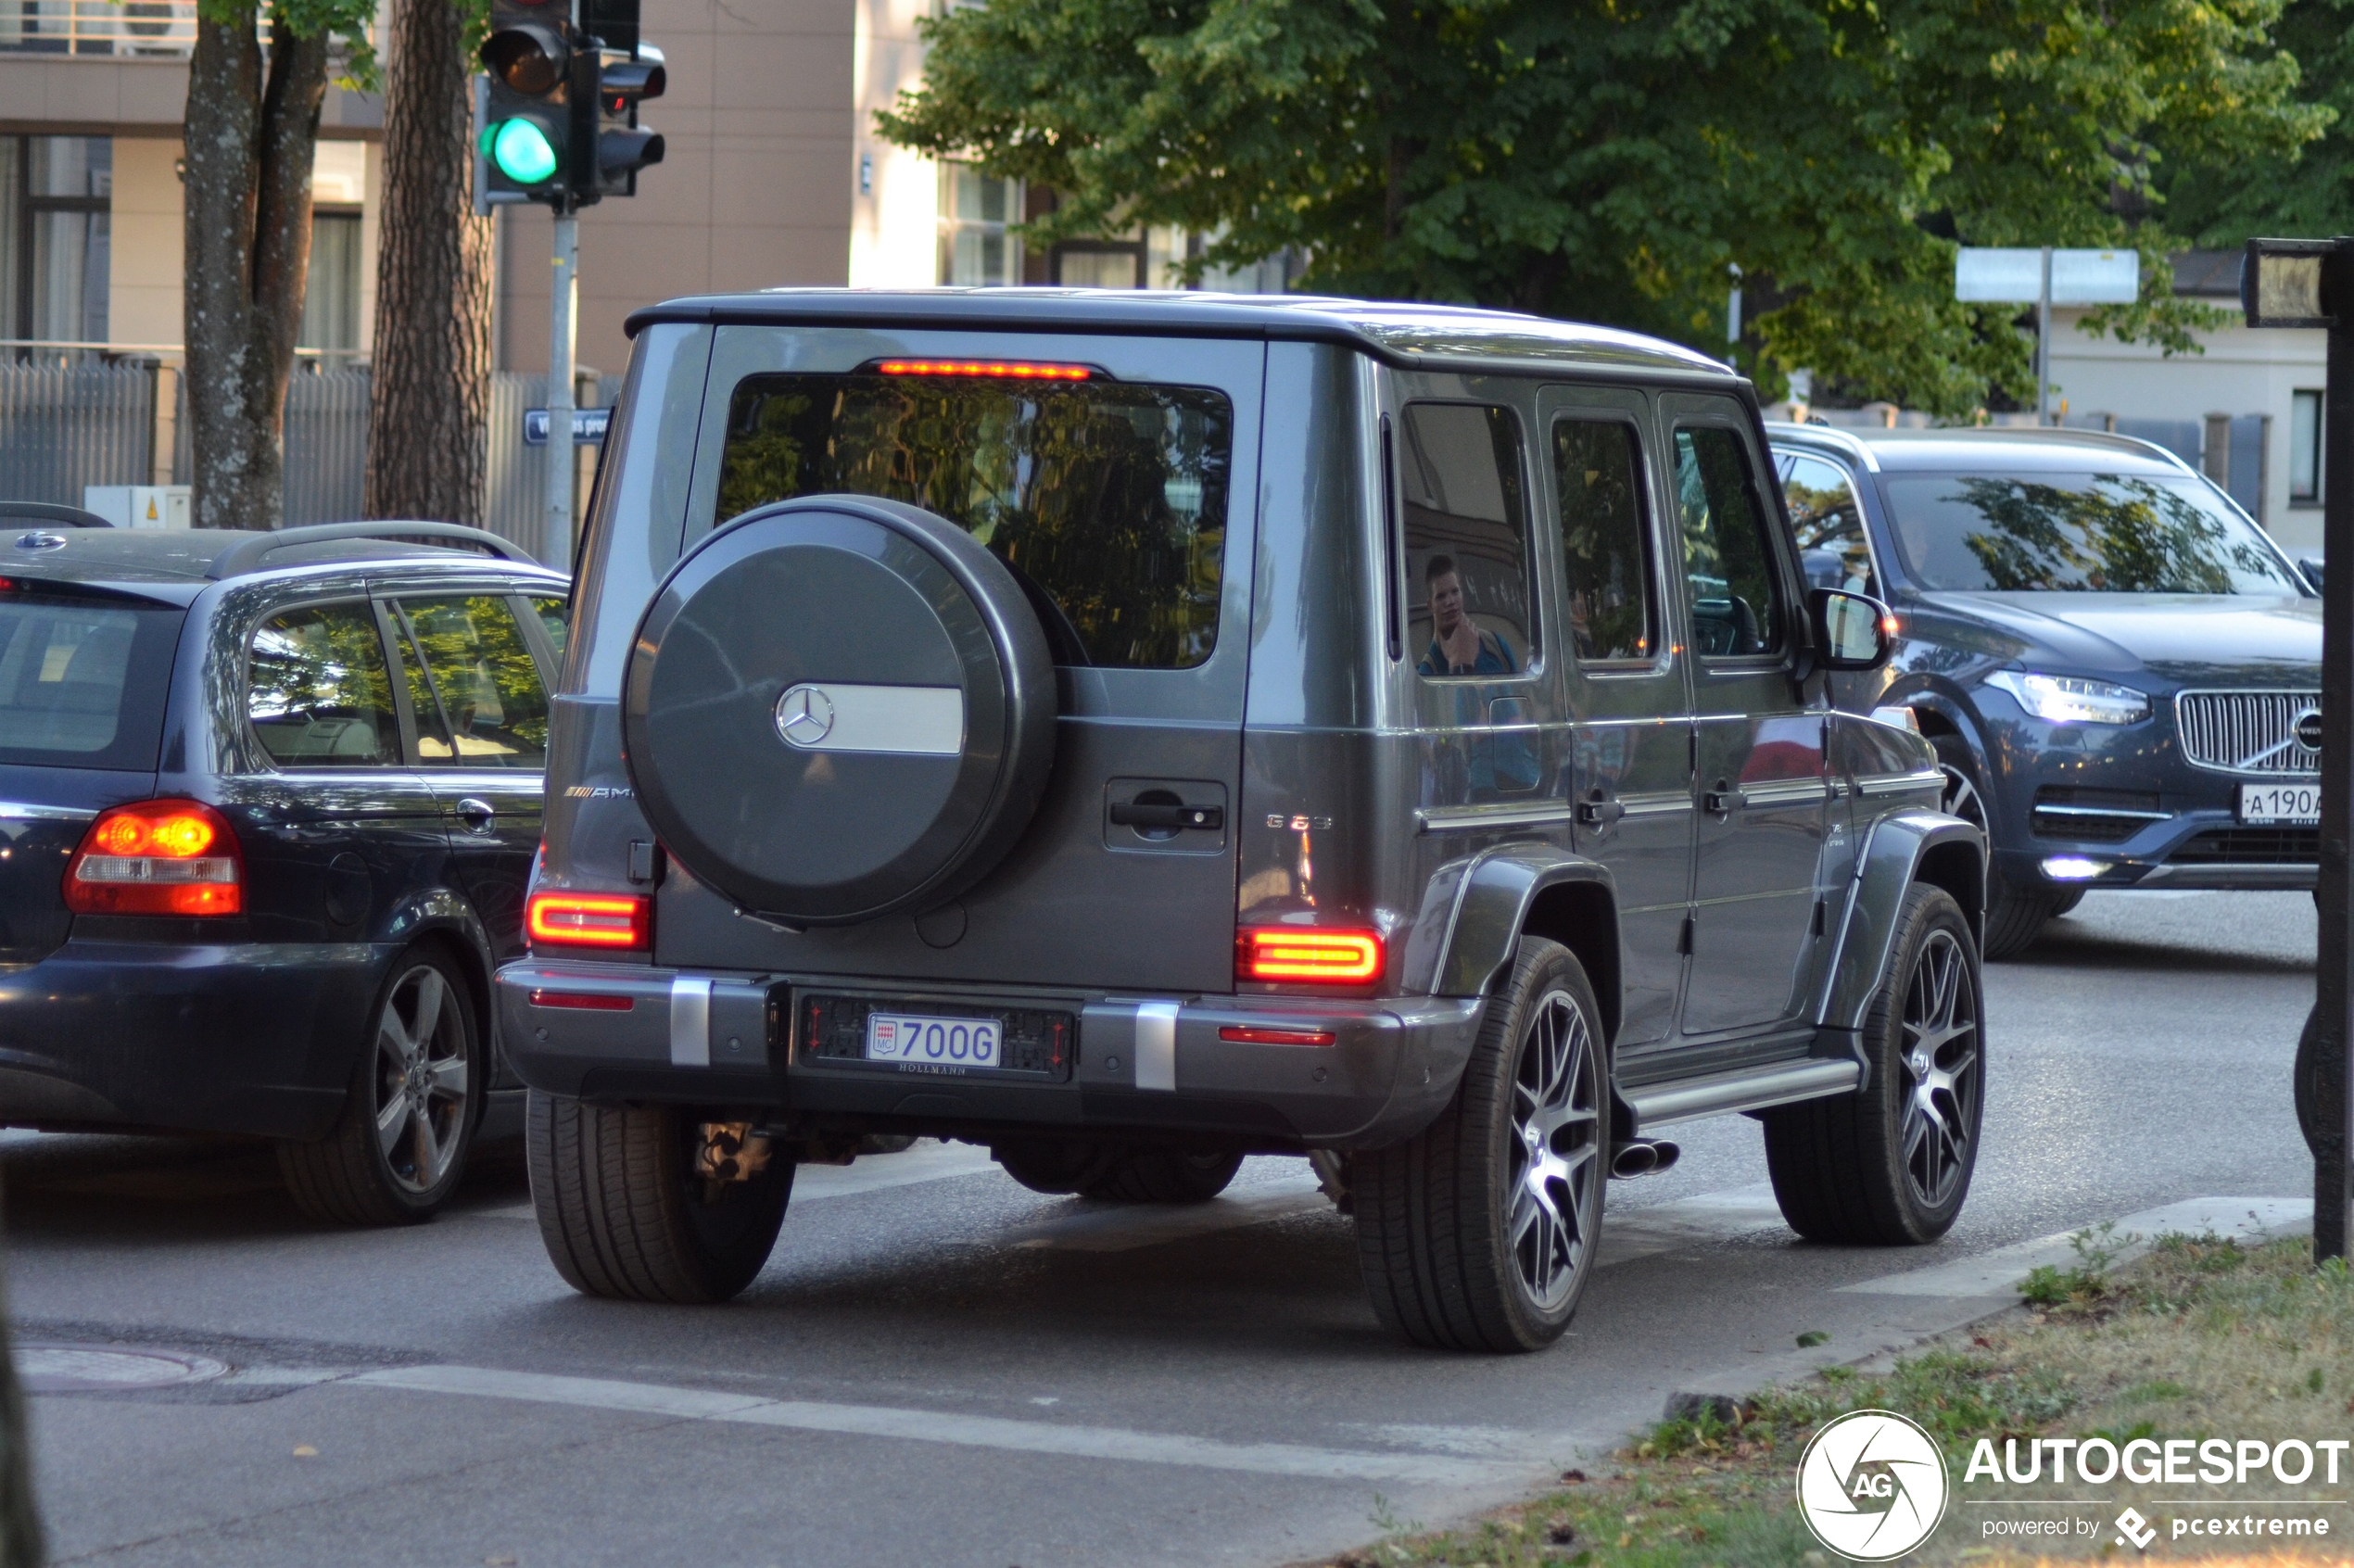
2316;239;2354;1262
544;209;578;572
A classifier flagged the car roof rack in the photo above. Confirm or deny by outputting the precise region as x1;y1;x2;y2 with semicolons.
1;501;113;528
206;522;541;580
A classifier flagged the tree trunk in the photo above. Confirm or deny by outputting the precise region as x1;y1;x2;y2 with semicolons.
363;0;495;525
182;14;331;531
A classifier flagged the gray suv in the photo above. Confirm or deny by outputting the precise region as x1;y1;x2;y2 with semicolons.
499;290;1988;1352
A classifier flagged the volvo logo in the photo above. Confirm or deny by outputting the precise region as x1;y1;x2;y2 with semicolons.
774;685;836;749
2297;708;2324;752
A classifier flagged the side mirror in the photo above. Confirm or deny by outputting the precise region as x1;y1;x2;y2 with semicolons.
2299;554;2324;595
1809;587;1895;671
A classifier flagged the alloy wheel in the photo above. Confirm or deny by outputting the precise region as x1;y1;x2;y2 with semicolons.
1507;990;1601;1310
371;964;469;1194
1939;763;1989;836
1899;929;1979;1210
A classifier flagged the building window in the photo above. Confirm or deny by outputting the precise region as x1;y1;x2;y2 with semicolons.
938;163;1019;286
298;209;362;355
0;136;110;347
2291;388;2322;506
1053;246;1141;288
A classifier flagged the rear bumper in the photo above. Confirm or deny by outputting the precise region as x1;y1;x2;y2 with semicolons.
497;959;1487;1150
0;941;383;1140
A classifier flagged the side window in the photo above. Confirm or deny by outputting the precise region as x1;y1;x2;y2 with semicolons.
1400;402;1532;678
247;602;399;768
393;596;551;769
1552;418;1653;663
1673;426;1786;658
1783;454;1877;597
529;596;568;660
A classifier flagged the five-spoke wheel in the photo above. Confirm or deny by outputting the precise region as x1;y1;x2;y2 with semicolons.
278;944;482;1226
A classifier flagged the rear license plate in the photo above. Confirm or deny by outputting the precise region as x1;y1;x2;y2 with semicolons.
866;1011;1002;1069
2239;781;2321;826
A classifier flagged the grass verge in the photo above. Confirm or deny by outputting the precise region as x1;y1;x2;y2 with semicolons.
1306;1228;2354;1567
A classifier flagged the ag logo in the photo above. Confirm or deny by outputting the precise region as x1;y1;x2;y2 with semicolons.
2297;707;2323;752
1795;1410;1949;1561
774;684;836;749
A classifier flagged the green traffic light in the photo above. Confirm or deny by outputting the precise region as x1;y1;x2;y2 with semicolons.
489;119;560;184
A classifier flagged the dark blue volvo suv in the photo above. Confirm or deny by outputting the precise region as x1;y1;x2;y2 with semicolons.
0;511;566;1222
1765;425;2319;956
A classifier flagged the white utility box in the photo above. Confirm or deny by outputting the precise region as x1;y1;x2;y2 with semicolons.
82;486;193;529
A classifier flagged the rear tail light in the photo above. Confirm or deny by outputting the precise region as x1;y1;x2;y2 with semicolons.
873;359;1092;381
1235;927;1384;985
1218;1024;1336;1045
64;799;243;916
528;989;636;1010
526;891;651;951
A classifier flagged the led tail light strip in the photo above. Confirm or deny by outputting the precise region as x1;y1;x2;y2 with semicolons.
526;891;652;951
1235;928;1384;985
873;360;1093;382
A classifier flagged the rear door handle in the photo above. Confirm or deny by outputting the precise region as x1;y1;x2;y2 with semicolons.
1703;783;1745;816
1575;794;1623;827
456;796;496;830
1109;802;1223;830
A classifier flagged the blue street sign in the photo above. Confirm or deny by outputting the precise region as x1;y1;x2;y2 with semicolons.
524;407;612;446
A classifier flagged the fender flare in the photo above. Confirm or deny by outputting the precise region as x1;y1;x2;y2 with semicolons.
1403;842;1617;1000
1816;807;1985;1032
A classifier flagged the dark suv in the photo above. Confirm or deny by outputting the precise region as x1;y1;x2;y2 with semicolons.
500;291;1987;1351
1766;424;2320;956
0;514;567;1223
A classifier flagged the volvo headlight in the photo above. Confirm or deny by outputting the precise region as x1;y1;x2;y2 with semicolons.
1983;671;2151;726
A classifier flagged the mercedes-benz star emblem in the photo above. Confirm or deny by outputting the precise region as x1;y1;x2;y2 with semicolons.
2297;707;2324;752
775;684;836;749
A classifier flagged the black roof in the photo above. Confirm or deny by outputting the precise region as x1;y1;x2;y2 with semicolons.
1767;423;2196;477
625;287;1741;381
0;522;562;607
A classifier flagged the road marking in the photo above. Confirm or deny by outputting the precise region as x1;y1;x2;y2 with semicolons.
348;1363;1524;1486
1841;1196;2312;1297
1600;1182;1788;1265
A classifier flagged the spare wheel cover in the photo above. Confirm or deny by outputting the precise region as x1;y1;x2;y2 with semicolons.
624;496;1056;926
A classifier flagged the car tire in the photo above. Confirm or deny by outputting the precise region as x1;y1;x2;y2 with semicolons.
992;1139;1118;1195
525;1092;791;1304
1351;936;1607;1353
1764;883;1984;1246
277;945;482;1227
1930;733;2054;960
2297;1004;2326;1158
1079;1146;1245;1204
2050;888;2085;917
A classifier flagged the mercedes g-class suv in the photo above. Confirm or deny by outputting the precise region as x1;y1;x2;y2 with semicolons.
499;290;1988;1353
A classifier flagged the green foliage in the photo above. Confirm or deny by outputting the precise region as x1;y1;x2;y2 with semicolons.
879;0;2330;418
2162;0;2354;245
193;0;383;90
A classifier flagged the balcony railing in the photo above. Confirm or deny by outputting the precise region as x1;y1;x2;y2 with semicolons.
0;0;196;58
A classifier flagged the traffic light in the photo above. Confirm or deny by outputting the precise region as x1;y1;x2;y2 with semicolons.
582;44;665;200
478;0;573;205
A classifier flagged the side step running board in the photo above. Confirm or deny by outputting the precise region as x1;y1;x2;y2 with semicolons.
1622;1058;1860;1132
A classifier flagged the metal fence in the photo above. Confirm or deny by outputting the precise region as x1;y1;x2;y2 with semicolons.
0;361;157;507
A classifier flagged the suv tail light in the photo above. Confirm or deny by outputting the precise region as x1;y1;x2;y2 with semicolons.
1235;927;1384;984
527;891;651;951
65;799;243;916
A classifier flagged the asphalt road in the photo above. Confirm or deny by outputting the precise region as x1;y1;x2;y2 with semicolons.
5;890;2320;1568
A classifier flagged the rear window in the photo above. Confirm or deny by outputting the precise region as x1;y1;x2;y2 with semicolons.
1884;471;2302;594
715;372;1233;668
0;598;179;769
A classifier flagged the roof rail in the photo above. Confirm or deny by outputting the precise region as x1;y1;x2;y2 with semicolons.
205;522;541;581
0;501;112;528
